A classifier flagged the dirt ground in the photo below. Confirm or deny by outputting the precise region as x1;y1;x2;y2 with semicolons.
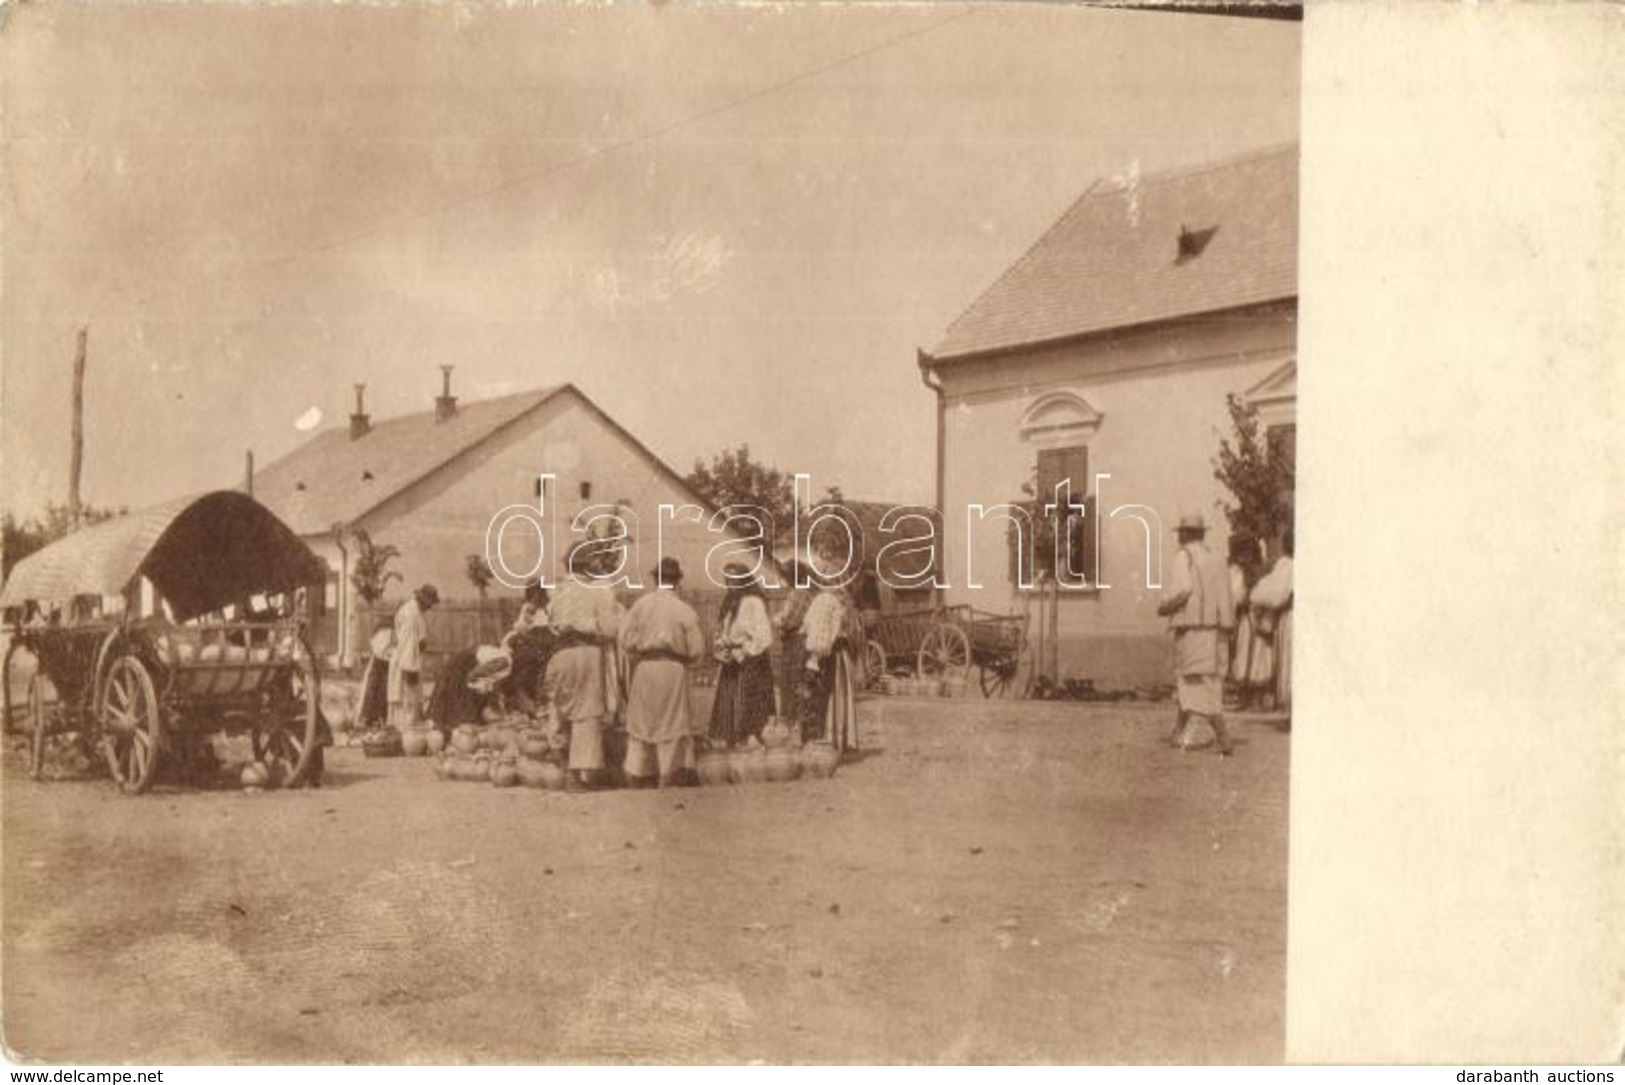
1;694;1287;1064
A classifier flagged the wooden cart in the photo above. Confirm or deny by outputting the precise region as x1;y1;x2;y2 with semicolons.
858;583;1034;699
1;491;328;793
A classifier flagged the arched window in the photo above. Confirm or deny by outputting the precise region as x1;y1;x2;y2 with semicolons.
1013;391;1104;588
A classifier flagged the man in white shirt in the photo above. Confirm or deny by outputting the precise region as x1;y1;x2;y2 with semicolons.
1156;514;1236;756
388;583;439;729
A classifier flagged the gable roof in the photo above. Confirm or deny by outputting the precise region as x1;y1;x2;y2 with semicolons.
928;143;1298;362
252;387;563;536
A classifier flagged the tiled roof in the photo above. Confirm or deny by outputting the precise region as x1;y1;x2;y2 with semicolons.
251;387;563;536
929;143;1298;361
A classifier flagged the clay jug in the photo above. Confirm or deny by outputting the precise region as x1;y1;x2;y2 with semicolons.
537;760;567;791
516;757;548;789
425;729;446;755
740;748;769;785
764;747;800;783
802;743;840;779
696;750;731;787
469;753;492;783
452;725;480;754
518;730;550;760
401;727;430;757
491;755;520;788
761;717;792;750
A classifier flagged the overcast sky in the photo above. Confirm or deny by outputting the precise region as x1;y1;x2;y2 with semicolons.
1;2;1298;518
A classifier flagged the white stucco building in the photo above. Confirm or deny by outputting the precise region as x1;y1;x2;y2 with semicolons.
251;375;738;662
918;144;1298;687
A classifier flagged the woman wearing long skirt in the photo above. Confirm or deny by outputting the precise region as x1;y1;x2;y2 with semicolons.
772;562;816;729
708;564;776;747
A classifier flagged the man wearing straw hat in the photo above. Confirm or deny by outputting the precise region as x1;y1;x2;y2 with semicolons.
618;557;707;788
1156;513;1236;756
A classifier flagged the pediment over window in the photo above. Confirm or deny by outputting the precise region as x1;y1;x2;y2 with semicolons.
1019;391;1103;445
1242;359;1296;428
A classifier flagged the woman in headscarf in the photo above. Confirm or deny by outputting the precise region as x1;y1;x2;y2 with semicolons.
707;562;776;748
499;581;556;716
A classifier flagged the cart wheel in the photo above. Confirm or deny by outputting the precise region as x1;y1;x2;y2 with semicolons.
917;623;971;680
100;655;161;794
3;639;21;734
979;642;1035;700
254;641;321;787
27;673;60;780
861;640;887;691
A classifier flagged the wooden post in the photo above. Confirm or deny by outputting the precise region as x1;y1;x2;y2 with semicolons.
68;326;87;528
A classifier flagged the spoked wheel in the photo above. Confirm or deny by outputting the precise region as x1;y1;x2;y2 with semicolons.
27;673;61;780
99;655;161;794
3;639;24;735
253;642;321;787
979;642;1036;700
861;640;887;691
917;622;971;681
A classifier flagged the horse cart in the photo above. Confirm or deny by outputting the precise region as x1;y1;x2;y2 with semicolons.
1;491;329;793
858;583;1034;699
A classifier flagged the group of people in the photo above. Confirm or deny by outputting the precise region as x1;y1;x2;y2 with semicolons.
1158;513;1294;757
364;548;857;791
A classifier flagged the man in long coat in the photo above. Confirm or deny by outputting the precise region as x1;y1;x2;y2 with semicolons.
546;545;623;789
1157;514;1236;756
618;557;707;788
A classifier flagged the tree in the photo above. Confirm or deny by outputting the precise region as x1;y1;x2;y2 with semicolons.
348;529;403;606
1212;394;1295;560
684;444;796;546
2;502;125;581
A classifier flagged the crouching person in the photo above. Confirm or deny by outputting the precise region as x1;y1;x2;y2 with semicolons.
619;558;706;789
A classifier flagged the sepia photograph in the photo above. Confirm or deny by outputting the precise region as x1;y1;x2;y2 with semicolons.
1;0;1617;1071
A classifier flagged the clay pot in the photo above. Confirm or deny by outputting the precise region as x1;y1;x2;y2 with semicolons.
488;724;517;753
424;729;446;755
761;717;792;750
739;749;769;785
696;751;732;787
452;726;480;754
516;757;549;789
802;743;840;779
491;756;520;788
433;755;454;781
764;747;800;783
240;762;270;788
401;727;430;757
537;760;567;791
518;730;550;760
469;753;492;783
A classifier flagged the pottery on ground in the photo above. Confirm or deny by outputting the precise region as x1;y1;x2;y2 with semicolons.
401;727;430;757
802;743;840;779
424;729;446;755
764;747;800;783
696;751;732;787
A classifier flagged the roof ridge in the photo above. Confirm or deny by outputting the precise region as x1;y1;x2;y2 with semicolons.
934;178;1105;355
1092;141;1299;195
318;384;555;435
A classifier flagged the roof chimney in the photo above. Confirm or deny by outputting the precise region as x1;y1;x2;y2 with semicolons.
349;383;371;440
435;365;458;423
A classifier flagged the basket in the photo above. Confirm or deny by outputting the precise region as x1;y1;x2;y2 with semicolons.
361;730;403;758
